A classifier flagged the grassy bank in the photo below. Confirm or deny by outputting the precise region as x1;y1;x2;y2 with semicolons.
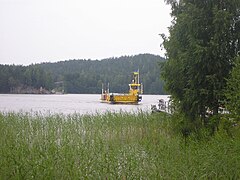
0;112;239;179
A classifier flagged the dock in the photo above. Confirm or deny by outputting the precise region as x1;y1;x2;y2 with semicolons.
151;98;173;114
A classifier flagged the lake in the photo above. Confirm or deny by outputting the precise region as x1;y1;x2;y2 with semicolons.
0;94;169;115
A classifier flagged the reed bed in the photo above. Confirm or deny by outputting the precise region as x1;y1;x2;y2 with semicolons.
0;111;239;179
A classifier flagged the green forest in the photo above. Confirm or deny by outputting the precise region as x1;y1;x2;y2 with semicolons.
0;65;53;94
0;54;166;94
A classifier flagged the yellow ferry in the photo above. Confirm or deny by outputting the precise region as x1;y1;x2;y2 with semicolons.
101;71;143;104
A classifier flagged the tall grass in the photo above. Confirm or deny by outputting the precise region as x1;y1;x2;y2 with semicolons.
0;111;239;179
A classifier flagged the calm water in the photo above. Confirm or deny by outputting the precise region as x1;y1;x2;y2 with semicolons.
0;94;169;115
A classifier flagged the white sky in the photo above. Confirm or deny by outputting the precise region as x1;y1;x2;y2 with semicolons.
0;0;171;65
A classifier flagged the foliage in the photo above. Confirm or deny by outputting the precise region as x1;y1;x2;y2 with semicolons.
161;0;240;124
39;54;165;94
224;56;240;121
0;54;166;94
0;112;239;179
0;65;53;93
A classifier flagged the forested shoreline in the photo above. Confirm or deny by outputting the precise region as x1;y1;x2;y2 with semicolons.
0;54;166;94
0;65;53;94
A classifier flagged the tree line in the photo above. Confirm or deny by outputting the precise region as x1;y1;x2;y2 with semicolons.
0;54;166;94
0;65;53;93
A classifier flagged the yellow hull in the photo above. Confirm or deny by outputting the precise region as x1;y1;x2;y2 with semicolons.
101;94;142;104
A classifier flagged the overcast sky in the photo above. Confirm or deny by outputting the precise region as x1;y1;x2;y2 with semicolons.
0;0;171;65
